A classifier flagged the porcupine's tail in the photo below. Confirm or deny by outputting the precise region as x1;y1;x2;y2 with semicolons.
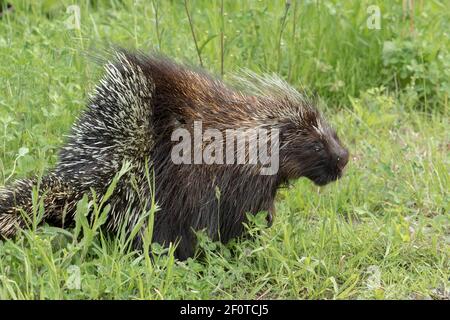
0;174;80;238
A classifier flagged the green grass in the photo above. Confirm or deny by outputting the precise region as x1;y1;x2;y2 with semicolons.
0;0;448;299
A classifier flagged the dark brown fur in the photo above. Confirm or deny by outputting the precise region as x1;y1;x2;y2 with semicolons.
0;51;349;260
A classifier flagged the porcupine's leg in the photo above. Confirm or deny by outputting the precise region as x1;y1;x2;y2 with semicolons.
0;174;79;238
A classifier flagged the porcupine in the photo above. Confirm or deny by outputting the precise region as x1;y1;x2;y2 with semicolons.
0;50;349;260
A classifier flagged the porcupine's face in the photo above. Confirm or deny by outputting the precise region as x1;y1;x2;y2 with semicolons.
278;109;349;186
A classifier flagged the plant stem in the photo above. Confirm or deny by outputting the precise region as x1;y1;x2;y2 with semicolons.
184;0;203;67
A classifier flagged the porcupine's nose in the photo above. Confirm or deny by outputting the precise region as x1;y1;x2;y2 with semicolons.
336;147;349;170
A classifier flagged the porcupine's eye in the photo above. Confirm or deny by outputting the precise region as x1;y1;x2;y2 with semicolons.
312;142;324;153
